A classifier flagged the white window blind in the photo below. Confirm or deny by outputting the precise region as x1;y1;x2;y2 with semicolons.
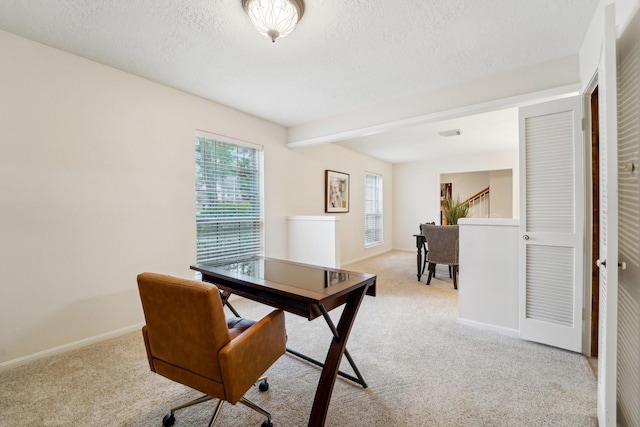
364;173;383;246
195;134;263;264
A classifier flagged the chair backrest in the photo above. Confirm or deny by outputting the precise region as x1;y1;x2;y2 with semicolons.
137;273;231;384
420;222;436;234
421;224;459;265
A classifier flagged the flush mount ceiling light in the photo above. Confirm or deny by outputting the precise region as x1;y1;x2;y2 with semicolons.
242;0;305;43
439;129;462;137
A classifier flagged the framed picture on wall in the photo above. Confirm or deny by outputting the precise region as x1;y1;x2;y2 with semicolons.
325;170;350;213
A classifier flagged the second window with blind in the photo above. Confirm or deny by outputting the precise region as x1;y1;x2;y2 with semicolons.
364;172;383;246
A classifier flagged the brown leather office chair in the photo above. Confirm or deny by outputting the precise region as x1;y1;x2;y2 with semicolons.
421;224;459;289
137;273;287;427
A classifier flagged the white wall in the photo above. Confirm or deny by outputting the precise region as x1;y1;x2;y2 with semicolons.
277;143;393;265
393;149;518;251
489;169;513;218
458;219;520;335
0;30;392;364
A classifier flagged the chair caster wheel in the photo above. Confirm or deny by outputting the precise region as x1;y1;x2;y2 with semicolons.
258;379;269;392
261;419;273;427
162;413;175;427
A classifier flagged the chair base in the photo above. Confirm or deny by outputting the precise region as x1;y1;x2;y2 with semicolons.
426;263;458;290
421;244;428;276
162;377;272;427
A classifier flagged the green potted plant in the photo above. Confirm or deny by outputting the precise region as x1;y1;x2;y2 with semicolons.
443;194;469;225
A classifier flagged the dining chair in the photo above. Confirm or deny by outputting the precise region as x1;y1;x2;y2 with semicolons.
421;224;459;289
419;222;436;276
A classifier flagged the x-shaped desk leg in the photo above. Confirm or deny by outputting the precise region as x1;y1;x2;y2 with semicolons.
285;305;367;388
219;290;240;317
219;290;367;388
308;283;370;427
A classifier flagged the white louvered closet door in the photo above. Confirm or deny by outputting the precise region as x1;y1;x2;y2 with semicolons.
518;95;584;352
616;6;640;426
597;5;619;426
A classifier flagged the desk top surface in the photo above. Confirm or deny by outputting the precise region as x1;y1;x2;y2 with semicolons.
191;256;376;303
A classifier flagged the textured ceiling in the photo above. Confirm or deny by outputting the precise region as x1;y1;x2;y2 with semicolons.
0;0;599;162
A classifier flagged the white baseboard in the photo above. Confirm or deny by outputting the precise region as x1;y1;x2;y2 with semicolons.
0;323;144;370
457;318;520;338
395;248;417;253
341;248;394;267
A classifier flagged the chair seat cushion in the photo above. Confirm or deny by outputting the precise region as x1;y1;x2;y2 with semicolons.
227;317;256;340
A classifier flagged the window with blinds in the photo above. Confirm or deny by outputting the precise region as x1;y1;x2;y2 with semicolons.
195;134;263;264
364;172;383;246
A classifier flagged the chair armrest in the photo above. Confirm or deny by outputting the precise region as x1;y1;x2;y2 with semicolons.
218;310;286;404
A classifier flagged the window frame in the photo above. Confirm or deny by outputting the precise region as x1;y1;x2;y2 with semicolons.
194;132;264;264
364;172;383;247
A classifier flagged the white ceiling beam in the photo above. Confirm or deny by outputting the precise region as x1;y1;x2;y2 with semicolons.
287;56;581;148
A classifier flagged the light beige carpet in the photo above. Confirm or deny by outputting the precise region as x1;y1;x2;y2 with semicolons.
0;251;597;426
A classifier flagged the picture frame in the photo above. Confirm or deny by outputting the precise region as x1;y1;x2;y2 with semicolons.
325;170;350;213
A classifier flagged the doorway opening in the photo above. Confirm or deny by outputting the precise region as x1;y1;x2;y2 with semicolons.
438;169;514;224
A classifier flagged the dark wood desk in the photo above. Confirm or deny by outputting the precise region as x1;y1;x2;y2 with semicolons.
414;234;426;280
191;257;376;427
